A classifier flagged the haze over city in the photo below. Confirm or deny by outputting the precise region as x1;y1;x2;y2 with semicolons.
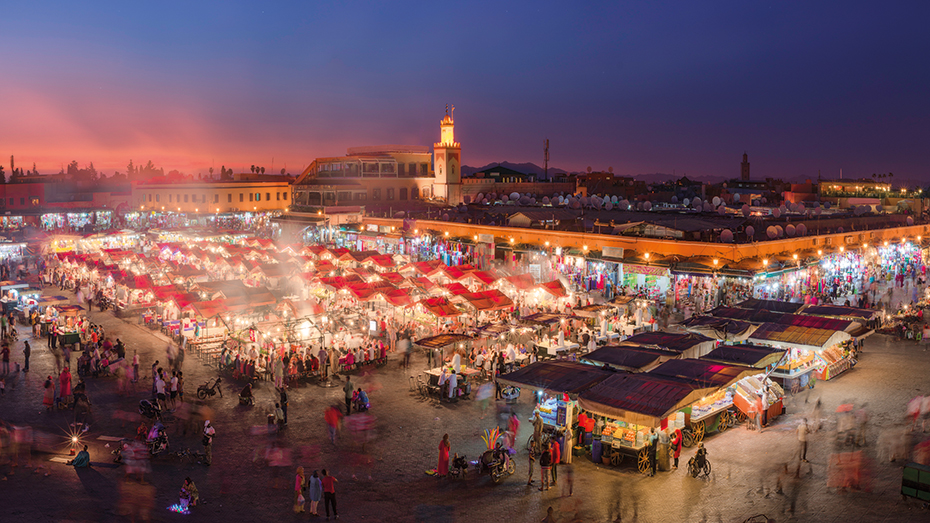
3;1;928;180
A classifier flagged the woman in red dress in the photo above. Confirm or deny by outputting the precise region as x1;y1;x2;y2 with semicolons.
438;434;450;477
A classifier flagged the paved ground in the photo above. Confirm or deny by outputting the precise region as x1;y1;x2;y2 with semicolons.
2;286;930;522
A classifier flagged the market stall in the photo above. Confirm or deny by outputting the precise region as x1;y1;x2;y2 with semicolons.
747;322;852;388
578;373;716;472
619;331;717;359
581;345;677;372
497;361;613;463
678;315;757;342
731;373;786;428
701;344;787;369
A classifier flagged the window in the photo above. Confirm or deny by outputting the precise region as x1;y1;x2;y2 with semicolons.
240;193;244;202
421;163;429;175
201;194;206;203
398;164;405;176
412;187;419;199
355;192;367;201
451;165;456;176
338;191;351;201
148;194;152;202
19;198;25;205
228;194;232;203
283;192;288;201
214;194;219;203
169;195;173;203
266;193;270;201
7;198;12;205
372;189;381;201
156;194;160;202
409;163;416;177
399;188;407;200
276;192;280;201
249;193;254;202
31;198;39;206
177;194;181;203
184;195;189;203
386;188;394;200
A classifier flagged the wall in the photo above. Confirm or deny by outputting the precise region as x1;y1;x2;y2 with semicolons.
132;182;291;213
362;217;930;262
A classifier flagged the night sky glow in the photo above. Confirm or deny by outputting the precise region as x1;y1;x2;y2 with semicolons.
3;1;928;180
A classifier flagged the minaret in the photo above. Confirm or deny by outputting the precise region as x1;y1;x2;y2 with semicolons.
433;105;462;203
740;152;750;181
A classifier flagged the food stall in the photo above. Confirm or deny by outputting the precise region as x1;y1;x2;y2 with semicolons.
414;334;477;398
647;358;758;445
497;361;613;464
578;373;717;472
678;316;758;343
731;373;786;427
55;304;86;348
619;331;717;359
581;345;678;373
701;344;787;370
747;322;852;388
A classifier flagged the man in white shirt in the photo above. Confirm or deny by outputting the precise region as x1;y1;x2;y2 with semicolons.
169;371;179;409
447;370;458;400
155;371;167;411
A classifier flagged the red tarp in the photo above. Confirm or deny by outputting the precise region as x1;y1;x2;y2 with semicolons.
365;254;395;269
462;289;514;311
538;280;568;298
444;282;471;295
505;273;536;291
378;272;405;285
418;297;462;317
381;288;415;307
404;260;445;276
466;270;499;286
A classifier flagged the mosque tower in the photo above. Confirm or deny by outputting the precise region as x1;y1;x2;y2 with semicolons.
741;152;750;181
433;105;462;204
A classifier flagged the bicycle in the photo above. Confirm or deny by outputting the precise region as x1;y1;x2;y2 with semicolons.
174;448;206;464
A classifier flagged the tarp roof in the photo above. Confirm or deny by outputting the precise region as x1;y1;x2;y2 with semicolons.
497;361;613;396
503;273;536;291
519;312;569;326
735;298;805;314
461;289;514;311
648;358;757;388
417;297;463;317
800;305;880;321
747;322;851;352
678;315;757;341
709;306;857;332
414;333;473;349
537;280;568;298
379;288;415;307
579;373;715;427
465;270;500;286
701;344;787;368
582;345;678;372
443;282;471;296
621;331;716;358
573;303;616;318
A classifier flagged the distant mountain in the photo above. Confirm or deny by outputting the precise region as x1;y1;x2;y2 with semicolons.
462;161;568;179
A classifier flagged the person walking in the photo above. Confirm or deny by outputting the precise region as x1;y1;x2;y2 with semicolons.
307;470;323;516
797;418;809;462
647;427;658;476
437;434;450;477
670;427;683;470
59;366;72;407
43;375;55;411
131;352;139;383
1;341;10;375
203;420;215;466
279;387;289;425
293;466;306;513
324;405;343;444
527;439;537;485
550;438;560;485
343;376;354;416
321;469;339;520
22;340;30;372
539;443;552;491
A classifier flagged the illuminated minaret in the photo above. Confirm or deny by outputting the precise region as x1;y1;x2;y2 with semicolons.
741;152;750;181
433;104;462;203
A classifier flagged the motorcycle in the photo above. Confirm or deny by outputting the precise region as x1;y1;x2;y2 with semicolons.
449;454;468;478
474;443;515;483
146;421;170;456
139;399;162;420
196;377;223;400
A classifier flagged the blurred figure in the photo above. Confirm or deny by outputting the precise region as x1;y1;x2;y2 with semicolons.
561;463;574;497
324;405;343;444
855;405;870;447
118;476;155;522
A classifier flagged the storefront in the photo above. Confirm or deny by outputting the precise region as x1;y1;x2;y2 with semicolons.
620;263;670;299
748;322;852;389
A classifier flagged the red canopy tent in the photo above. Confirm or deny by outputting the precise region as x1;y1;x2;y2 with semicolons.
538;280;568;298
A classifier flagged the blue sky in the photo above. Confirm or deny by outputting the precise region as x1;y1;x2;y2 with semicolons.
2;1;927;182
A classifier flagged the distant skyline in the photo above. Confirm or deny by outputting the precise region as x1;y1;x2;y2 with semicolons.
2;1;928;182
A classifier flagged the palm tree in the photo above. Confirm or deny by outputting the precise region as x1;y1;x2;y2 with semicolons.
208;167;214;178
250;165;256;173
260;167;265;175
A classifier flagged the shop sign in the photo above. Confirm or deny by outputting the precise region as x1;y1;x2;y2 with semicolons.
624;263;668;276
478;233;494;244
556;403;567;426
366;224;378;232
603;246;624;259
529;264;542;281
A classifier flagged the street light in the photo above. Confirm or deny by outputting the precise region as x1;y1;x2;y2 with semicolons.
644;252;650;260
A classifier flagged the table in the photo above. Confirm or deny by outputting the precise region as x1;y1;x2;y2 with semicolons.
59;332;81;347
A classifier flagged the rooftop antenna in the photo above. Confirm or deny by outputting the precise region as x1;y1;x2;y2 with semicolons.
544;138;549;181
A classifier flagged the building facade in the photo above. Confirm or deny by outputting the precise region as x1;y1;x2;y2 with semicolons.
132;180;291;214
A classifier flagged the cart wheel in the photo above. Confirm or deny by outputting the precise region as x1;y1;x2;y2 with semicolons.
703;460;712;477
507;458;515;475
610;450;623;467
735;410;748;424
682;429;695;448
718;411;731;432
637;448;650;474
693;420;706;443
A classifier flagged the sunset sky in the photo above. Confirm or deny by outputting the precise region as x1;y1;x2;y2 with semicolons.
3;1;928;181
